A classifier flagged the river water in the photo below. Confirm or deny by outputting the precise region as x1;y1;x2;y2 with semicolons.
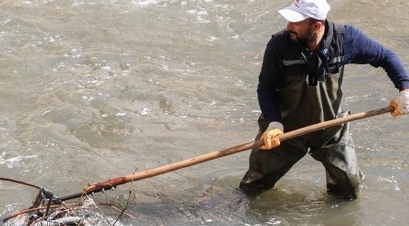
0;0;408;225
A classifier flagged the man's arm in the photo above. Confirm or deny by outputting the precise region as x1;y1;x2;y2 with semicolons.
343;25;409;116
343;25;409;91
257;38;284;127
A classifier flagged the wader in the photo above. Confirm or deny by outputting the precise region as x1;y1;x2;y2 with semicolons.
240;22;365;199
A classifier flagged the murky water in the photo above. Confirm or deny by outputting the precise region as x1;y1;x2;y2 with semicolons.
1;0;408;225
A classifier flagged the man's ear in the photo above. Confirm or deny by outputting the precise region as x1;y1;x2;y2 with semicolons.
313;21;324;31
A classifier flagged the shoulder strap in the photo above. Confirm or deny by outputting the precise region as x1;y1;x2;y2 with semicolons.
321;21;335;50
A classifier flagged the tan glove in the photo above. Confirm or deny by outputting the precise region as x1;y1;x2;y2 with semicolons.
260;128;283;150
389;90;409;117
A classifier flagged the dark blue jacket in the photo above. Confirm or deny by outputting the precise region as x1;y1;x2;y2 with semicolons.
258;22;409;125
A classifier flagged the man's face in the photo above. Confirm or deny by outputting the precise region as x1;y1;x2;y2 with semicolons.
285;19;316;45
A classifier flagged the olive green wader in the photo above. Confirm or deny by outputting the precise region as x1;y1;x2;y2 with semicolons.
240;67;365;199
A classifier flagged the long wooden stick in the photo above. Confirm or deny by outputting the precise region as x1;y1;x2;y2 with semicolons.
59;106;393;201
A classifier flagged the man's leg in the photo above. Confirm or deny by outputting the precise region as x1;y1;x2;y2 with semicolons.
309;122;365;199
240;140;308;193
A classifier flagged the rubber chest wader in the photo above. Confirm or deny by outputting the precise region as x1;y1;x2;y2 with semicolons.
240;21;365;199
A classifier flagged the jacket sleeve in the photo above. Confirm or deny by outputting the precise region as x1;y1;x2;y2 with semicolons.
257;37;284;127
343;25;409;91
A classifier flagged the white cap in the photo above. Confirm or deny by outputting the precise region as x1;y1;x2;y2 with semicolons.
278;0;331;22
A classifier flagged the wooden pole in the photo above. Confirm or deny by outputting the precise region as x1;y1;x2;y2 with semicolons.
59;106;393;201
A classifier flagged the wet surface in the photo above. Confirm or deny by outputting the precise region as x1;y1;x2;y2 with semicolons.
1;0;409;225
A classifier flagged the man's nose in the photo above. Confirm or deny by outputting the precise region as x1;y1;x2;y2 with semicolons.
285;22;294;31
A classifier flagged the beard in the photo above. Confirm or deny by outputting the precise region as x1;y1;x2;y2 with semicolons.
289;29;315;46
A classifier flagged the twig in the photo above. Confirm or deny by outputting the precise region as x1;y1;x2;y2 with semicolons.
0;177;41;190
113;191;132;225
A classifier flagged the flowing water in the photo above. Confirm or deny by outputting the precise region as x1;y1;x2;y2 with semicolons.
0;0;408;225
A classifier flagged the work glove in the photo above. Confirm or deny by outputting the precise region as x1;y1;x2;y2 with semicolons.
260;127;283;150
389;90;409;117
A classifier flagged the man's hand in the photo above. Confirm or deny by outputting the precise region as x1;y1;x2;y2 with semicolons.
390;90;409;117
260;128;283;150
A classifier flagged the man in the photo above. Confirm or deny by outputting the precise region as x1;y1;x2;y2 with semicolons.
240;0;409;200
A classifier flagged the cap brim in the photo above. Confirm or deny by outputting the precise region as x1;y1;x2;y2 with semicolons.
278;8;308;22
